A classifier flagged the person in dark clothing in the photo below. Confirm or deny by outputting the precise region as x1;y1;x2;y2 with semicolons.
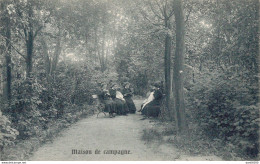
109;84;129;115
122;82;136;114
139;82;163;117
98;84;116;118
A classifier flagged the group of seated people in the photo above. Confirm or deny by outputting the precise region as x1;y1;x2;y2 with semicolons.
96;81;163;118
97;82;137;117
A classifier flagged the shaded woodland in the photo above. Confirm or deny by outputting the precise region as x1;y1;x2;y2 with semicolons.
0;0;259;160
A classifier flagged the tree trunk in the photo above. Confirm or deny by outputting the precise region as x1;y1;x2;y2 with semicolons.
94;27;98;64
105;47;109;67
164;19;172;120
40;38;51;76
101;28;106;72
51;27;62;76
0;60;3;96
173;0;187;133
1;1;12;102
5;9;12;102
26;32;33;78
26;3;34;78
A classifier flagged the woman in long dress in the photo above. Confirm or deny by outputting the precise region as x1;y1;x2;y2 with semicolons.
139;82;163;117
109;84;129;115
98;84;116;118
122;82;136;114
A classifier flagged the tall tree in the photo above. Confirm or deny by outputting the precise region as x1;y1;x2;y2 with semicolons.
0;0;12;102
138;0;175;116
172;0;187;132
161;0;174;119
13;0;52;78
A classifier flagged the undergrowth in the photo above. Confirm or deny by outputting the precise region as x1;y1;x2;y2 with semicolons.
1;103;95;161
141;120;259;161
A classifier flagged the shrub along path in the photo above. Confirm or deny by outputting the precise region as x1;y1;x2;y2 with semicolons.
28;100;222;161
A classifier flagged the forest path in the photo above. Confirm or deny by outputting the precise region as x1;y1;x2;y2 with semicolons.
28;99;179;161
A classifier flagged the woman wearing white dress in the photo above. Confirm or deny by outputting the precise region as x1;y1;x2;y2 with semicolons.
109;84;129;115
139;82;163;117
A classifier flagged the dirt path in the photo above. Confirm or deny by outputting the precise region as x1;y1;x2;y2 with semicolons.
28;100;178;161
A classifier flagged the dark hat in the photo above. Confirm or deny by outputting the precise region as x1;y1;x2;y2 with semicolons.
111;83;119;88
123;82;130;87
152;81;161;88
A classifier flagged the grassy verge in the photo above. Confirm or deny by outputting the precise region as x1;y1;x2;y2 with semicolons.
141;119;248;161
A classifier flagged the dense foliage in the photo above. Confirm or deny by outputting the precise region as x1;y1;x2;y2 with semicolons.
184;0;259;159
0;0;258;160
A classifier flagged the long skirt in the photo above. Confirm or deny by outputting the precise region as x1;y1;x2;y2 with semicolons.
103;99;116;113
124;97;136;113
113;98;129;115
141;101;160;117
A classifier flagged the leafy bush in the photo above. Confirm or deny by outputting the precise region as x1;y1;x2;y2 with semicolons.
187;68;259;159
3;60;98;140
7;77;47;139
0;110;19;148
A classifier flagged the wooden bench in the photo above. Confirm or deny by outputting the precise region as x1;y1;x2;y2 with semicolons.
92;95;106;118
